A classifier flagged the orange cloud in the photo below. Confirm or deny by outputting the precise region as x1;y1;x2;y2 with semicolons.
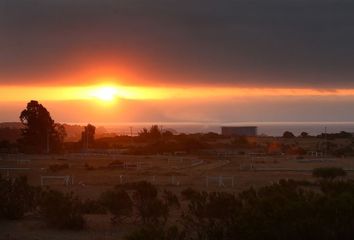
2;85;354;102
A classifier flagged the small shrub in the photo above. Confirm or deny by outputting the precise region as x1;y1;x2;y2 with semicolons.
139;198;169;224
181;190;239;240
39;189;85;230
313;167;347;180
0;175;38;220
283;131;295;138
162;190;180;209
120;181;171;224
100;189;133;223
181;188;200;201
300;132;309;138
133;181;158;199
81;198;105;214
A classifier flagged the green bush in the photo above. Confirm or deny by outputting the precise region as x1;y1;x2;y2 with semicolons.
39;189;85;230
162;190;180;209
181;187;201;201
283;131;295;138
0;175;38;220
131;182;166;224
179;179;354;240
81;198;105;214
181;190;239;239
127;179;354;240
100;188;133;223
313;167;347;180
120;181;171;224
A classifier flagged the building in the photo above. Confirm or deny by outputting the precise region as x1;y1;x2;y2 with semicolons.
221;126;257;137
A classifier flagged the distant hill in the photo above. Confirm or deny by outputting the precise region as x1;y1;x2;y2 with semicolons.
0;122;22;143
0;122;23;129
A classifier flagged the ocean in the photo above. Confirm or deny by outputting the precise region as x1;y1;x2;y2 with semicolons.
100;122;354;137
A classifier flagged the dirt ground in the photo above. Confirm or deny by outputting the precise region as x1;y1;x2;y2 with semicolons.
1;144;354;239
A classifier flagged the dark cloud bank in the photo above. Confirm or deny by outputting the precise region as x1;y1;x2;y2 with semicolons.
1;0;354;87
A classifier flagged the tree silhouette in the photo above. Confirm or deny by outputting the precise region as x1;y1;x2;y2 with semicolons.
81;124;96;150
149;125;162;139
300;132;309;138
138;125;162;141
282;131;295;138
19;100;66;153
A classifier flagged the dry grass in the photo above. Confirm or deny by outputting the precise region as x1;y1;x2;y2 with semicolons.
1;137;354;239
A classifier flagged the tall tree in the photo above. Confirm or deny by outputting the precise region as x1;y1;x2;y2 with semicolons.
138;125;162;141
81;124;95;150
149;125;162;139
19;100;66;153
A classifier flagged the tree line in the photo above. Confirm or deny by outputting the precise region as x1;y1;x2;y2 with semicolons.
10;100;354;156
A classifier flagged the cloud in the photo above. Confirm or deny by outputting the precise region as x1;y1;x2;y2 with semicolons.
1;0;354;88
2;96;354;123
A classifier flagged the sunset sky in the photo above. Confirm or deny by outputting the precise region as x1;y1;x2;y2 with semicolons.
1;0;354;123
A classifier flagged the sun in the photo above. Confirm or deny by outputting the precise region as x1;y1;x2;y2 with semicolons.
91;86;118;101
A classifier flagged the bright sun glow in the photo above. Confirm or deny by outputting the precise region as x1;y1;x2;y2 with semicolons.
90;86;118;101
3;85;354;102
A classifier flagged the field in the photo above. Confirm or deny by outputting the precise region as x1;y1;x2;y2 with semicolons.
1;136;354;239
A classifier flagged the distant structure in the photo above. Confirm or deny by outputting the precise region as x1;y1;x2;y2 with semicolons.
221;126;257;137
